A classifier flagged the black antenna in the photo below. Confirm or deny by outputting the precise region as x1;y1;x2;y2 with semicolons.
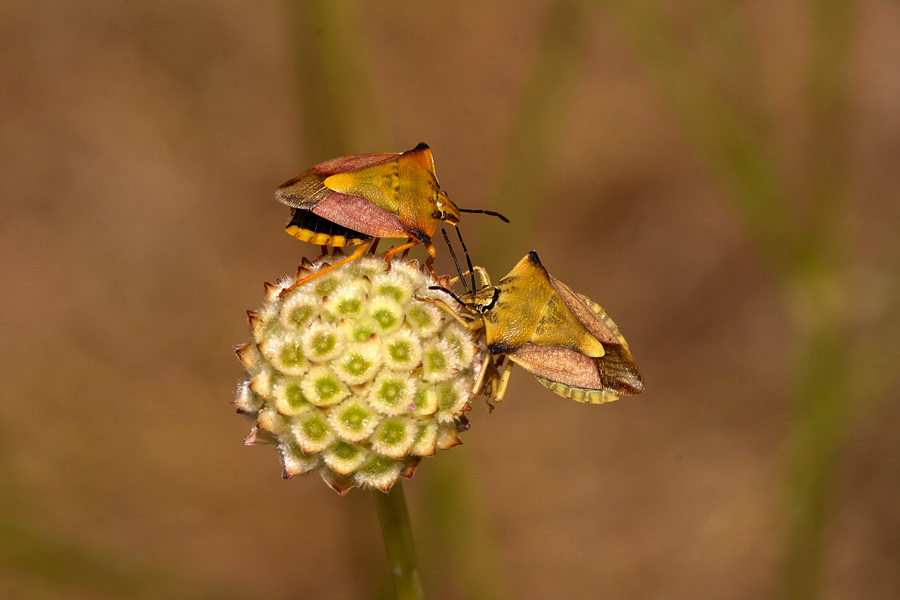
440;229;470;293
458;208;510;223
427;285;469;307
453;226;477;294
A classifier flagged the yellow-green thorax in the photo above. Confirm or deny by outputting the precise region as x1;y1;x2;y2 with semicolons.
481;253;606;358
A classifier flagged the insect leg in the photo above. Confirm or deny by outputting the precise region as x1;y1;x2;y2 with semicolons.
280;238;375;296
447;266;491;289
473;266;492;288
492;358;514;403
415;296;484;331
421;241;439;280
471;354;493;399
383;238;421;272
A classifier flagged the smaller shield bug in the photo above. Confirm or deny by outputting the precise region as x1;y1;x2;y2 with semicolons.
422;239;644;405
275;143;506;293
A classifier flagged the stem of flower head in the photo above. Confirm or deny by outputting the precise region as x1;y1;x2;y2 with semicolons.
373;483;424;600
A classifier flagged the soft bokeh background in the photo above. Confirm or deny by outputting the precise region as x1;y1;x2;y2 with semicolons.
2;1;898;599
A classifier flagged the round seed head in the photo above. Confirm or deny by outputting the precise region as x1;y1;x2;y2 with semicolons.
292;410;335;454
233;380;264;414
412;385;440;417
409;421;439;457
311;274;342;299
234;253;484;493
342;316;379;344
354;455;404;493
434;379;472;424
370;270;416;306
442;323;478;366
347;255;382;279
404;301;444;338
279;441;320;477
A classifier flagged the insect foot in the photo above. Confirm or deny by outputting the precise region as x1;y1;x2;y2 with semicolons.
233;254;485;494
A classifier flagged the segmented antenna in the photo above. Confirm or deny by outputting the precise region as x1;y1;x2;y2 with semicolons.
427;284;469;307
458;208;510;223
441;228;478;294
453;227;477;294
440;229;469;293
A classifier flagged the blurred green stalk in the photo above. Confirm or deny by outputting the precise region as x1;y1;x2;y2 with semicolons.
373;485;424;600
286;0;387;159
598;0;858;598
779;0;854;597
478;0;594;271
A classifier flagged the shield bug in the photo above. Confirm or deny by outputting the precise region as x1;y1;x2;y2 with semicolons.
275;143;506;292
423;243;644;405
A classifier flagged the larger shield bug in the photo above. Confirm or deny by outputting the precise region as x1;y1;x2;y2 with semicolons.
424;244;644;405
275;143;506;292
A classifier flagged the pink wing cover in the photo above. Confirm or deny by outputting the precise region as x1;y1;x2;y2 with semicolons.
313;193;406;238
312;152;397;175
278;152;407;238
509;346;605;389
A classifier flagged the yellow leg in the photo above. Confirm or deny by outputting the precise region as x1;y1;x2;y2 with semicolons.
492;359;514;403
473;266;491;288
414;296;483;331
471;354;493;399
280;238;374;296
448;266;492;290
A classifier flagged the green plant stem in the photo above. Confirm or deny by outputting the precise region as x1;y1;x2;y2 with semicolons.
373;483;424;600
478;0;591;271
286;0;388;159
600;0;793;268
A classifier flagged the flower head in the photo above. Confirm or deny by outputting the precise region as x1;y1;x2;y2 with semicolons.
234;253;483;494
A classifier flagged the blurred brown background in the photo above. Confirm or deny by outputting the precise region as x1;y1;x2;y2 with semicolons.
1;1;898;599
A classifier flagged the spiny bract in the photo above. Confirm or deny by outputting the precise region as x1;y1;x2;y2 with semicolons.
233;253;483;494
